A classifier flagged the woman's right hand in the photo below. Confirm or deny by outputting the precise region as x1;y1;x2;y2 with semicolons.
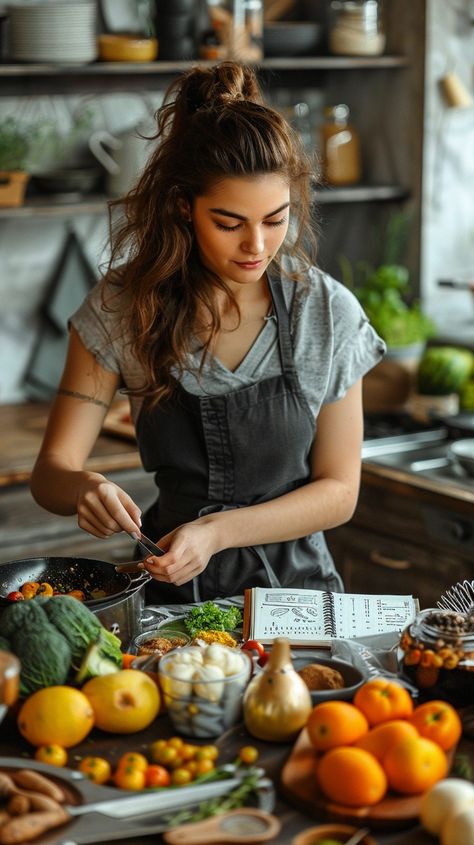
76;472;142;539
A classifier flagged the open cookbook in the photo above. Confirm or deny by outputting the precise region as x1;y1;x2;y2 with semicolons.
243;587;420;646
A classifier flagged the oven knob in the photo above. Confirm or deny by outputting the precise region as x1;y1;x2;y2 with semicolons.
446;519;471;542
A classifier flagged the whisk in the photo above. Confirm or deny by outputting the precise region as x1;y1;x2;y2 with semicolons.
437;580;474;614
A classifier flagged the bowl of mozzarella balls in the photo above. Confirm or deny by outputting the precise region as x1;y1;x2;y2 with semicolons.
158;643;252;738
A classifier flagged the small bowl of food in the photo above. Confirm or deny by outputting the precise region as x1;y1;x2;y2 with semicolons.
292;823;377;845
293;655;366;703
133;628;191;657
158;643;252;738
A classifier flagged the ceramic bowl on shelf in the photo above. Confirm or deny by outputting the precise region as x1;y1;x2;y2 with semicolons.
98;34;158;62
292;823;378;845
292;655;366;703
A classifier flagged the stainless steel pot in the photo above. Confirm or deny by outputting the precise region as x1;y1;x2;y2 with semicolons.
92;586;166;651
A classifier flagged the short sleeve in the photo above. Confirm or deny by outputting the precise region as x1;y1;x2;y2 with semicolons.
323;280;386;403
69;278;122;374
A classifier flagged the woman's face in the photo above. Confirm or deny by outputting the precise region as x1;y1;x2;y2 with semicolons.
191;174;290;290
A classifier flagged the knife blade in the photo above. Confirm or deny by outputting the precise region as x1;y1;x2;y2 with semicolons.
129;531;165;558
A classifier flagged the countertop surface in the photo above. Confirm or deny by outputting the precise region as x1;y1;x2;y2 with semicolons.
1;703;473;845
0;401;141;488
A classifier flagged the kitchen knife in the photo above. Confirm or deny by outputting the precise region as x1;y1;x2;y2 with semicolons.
129;530;165;558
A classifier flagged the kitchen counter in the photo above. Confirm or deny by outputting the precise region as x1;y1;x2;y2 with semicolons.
0;401;141;488
0;705;473;845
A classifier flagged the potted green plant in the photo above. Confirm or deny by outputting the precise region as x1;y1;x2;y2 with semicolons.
0;117;31;207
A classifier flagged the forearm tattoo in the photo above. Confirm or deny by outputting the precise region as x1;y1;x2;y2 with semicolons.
57;388;110;410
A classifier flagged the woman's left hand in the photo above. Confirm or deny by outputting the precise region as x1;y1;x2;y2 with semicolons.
142;520;220;586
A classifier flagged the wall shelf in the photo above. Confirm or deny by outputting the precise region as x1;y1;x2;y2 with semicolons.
0;185;410;219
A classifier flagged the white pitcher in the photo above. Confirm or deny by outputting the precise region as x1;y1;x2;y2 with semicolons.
88;124;154;197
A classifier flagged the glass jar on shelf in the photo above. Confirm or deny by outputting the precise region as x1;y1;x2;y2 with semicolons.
329;0;386;57
202;0;262;62
320;103;362;186
398;607;474;706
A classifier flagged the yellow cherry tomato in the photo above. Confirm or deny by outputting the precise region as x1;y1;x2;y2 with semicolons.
113;766;146;791
179;743;199;761
153;746;178;767
239;746;259;765
184;760;199;778
149;739;169;762
117;752;149;772
195;758;215;776
167;736;184;750
195;745;218;762
170;767;193;786
34;744;68;768
78;756;112;784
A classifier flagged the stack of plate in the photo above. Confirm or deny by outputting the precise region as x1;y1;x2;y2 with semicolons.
8;1;98;64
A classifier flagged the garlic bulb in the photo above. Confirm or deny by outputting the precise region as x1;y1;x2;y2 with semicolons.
204;643;228;670
169;647;204;666
193;664;225;702
161;661;195;697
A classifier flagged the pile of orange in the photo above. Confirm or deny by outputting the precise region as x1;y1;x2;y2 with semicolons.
306;678;462;808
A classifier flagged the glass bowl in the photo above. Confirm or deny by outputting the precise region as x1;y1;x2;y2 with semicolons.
133;627;191;657
158;644;252;738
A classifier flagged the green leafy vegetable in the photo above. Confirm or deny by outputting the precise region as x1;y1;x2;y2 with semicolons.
183;602;242;638
166;770;260;826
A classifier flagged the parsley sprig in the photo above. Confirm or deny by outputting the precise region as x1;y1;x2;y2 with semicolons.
183;602;242;638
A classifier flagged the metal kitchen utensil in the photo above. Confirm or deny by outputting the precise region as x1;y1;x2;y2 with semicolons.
344;829;371;845
162;808;281;844
438;579;474;613
130;530;166;558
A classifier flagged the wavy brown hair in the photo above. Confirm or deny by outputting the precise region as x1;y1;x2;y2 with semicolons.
105;62;318;406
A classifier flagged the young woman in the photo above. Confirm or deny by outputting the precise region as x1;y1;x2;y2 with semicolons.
31;62;385;603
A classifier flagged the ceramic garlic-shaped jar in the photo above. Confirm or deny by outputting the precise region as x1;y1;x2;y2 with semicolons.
243;637;312;742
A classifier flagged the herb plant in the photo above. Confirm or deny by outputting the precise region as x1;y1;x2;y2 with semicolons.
184;602;242;638
0;118;30;171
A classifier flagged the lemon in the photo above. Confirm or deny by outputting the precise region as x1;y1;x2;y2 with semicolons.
82;669;160;734
18;686;94;748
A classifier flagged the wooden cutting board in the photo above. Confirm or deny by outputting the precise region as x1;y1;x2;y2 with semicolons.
280;727;452;830
102;401;136;442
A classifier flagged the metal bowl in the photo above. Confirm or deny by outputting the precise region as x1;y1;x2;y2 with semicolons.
293;655;366;703
448;438;474;476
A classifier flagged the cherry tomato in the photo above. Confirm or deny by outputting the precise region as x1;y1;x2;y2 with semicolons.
121;653;136;669
35;745;68;768
170;767;193;786
144;765;171;788
153;746;179;767
6;591;24;601
113;766;146;790
167;737;184;750
179;743;199;761
195;758;215;776
78;756;112;784
239;745;259;765
195;745;218;762
117;752;149;772
241;639;265;658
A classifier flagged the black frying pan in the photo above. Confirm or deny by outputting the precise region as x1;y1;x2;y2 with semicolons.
0;556;146;609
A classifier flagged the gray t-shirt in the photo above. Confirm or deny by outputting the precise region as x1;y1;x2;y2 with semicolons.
70;258;385;424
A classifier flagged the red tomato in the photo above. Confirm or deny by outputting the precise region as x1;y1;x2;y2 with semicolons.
258;652;269;667
241;640;265;658
6;591;24;601
144;765;171;788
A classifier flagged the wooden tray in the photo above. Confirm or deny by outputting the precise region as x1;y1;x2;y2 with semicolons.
280;728;452;831
102;401;136;442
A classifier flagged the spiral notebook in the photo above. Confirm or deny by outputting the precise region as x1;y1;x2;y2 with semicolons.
243;588;419;646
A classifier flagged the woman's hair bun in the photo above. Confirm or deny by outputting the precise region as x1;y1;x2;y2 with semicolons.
183;61;263;115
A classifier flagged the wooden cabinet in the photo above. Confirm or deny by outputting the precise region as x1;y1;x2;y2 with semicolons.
327;472;474;608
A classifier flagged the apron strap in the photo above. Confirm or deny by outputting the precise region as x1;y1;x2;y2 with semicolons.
267;272;295;376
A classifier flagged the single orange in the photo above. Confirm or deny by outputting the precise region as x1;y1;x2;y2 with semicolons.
317;746;388;807
383;736;448;794
409;700;462;751
306;701;369;751
355;719;419;762
353;678;414;726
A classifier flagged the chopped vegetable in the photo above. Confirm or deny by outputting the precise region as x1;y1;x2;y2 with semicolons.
184;602;242;638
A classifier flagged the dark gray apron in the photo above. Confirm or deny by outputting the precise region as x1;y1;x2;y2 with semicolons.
136;272;343;603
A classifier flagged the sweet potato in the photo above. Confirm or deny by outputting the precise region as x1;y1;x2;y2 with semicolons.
0;808;69;844
10;771;64;804
5;795;29;816
0;775;15;799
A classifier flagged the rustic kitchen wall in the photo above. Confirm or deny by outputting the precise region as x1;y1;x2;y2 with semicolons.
421;0;474;343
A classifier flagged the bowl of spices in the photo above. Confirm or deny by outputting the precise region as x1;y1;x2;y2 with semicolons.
133;628;191;657
399;607;474;706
